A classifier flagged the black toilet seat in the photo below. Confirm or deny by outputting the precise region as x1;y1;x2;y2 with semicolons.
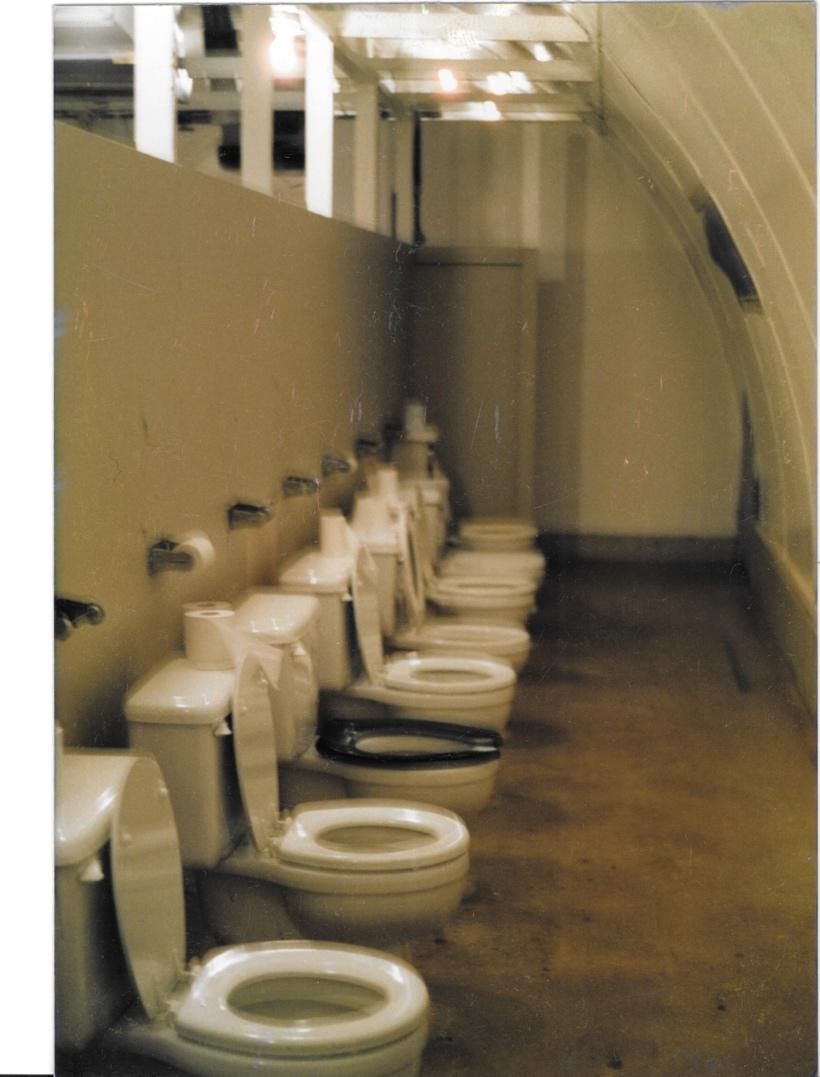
315;717;503;769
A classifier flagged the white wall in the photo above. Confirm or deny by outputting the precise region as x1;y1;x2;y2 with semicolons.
420;120;742;541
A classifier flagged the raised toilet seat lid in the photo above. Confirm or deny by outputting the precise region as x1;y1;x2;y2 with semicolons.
110;754;187;1021
231;652;469;874
277;800;469;872
350;545;516;693
175;940;428;1058
316;717;502;768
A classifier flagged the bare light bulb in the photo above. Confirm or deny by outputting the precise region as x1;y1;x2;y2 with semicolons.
438;67;459;93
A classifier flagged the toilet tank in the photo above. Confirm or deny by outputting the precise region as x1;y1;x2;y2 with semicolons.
55;751;137;1051
124;656;242;867
350;495;400;637
277;549;356;690
233;589;320;759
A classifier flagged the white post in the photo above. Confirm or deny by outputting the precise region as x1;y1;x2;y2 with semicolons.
240;5;274;196
133;6;177;162
393;116;414;244
304;19;335;218
354;82;379;231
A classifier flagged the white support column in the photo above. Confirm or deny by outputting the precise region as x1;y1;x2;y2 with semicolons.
304;19;335;218
133;6;177;162
240;5;274;196
353;83;379;231
393;116;415;244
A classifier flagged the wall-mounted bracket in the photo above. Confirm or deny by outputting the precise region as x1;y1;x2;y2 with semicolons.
228;502;273;529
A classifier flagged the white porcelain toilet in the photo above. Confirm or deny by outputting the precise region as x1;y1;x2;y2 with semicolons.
457;515;540;552
125;646;471;949
232;588;505;817
360;468;533;671
362;467;534;659
277;511;518;732
381;469;539;629
439;547;546;587
392;399;543;571
56;747;429;1076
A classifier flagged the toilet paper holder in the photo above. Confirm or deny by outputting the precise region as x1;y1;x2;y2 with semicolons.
282;474;320;497
55;596;105;641
147;538;195;575
228;502;272;529
354;435;382;458
321;453;353;477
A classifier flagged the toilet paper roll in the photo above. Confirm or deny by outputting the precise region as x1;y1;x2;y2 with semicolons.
175;530;216;571
184;607;237;669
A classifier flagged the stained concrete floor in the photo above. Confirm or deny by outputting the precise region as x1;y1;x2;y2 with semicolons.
56;562;816;1076
412;562;816;1076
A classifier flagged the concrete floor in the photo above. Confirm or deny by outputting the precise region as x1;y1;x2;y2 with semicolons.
413;562;816;1076
56;562;816;1076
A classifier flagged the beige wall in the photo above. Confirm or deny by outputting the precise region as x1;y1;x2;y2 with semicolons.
420;120;742;540
581;1;816;702
418;2;814;703
55;122;410;748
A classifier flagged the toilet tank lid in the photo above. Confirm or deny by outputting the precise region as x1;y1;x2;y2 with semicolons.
234;590;319;643
124;656;234;726
55;750;138;865
278;549;353;594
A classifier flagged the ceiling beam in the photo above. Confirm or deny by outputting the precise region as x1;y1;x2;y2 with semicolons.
334;12;588;44
398;91;590;111
369;58;593;82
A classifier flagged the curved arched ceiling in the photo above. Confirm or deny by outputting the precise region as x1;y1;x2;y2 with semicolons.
575;2;815;601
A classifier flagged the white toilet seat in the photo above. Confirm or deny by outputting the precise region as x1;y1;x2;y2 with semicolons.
458;516;537;551
351;544;516;696
278;800;468;872
391;620;531;670
229;652;470;891
381;653;515;694
176;941;427;1058
439;549;546;586
429;575;536;602
107;753;431;1070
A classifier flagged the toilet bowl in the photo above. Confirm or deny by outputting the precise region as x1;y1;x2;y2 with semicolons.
125;648;471;948
362;468;533;670
391;619;531;672
376;467;539;629
233;589;506;817
56;748;429;1076
425;573;538;627
392;399;541;564
457;515;539;551
277;513;517;732
438;547;547;588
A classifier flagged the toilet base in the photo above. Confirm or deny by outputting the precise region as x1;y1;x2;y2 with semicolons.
322;686;512;734
197;865;467;950
107;1011;427;1076
280;751;499;820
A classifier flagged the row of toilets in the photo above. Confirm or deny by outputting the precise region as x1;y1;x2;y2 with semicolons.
56;402;545;1075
